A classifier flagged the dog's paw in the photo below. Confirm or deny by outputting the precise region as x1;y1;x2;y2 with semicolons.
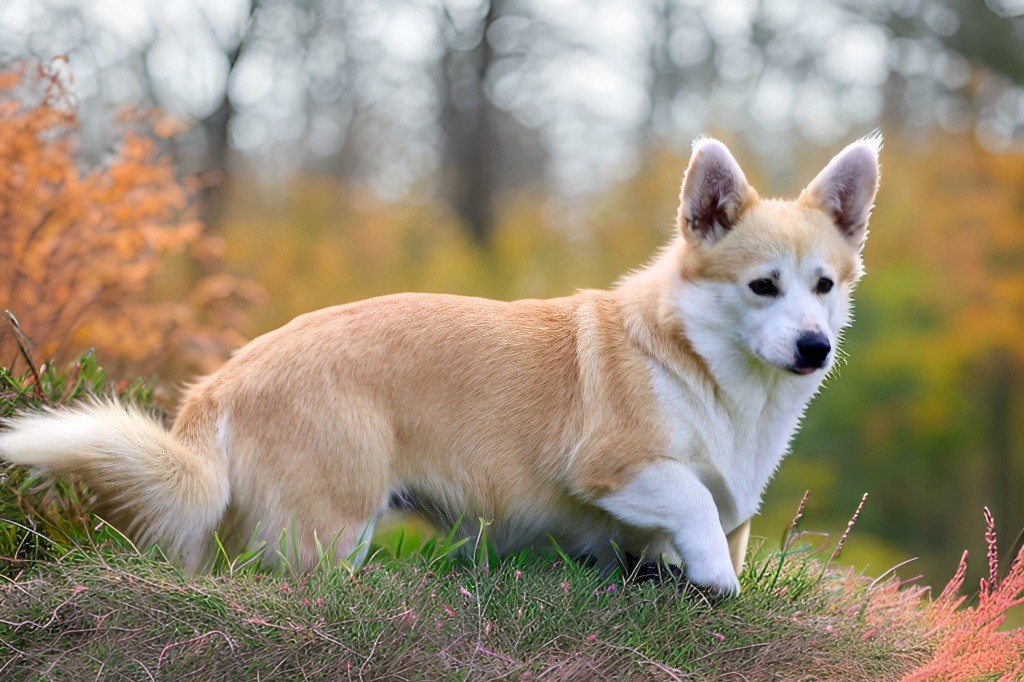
628;560;685;585
684;560;741;598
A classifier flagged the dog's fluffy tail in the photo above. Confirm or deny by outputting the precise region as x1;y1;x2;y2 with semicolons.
0;399;229;570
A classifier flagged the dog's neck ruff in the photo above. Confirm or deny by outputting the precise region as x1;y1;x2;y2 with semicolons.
614;248;827;530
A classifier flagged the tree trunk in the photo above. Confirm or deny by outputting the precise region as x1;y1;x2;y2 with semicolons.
439;0;504;246
196;1;259;232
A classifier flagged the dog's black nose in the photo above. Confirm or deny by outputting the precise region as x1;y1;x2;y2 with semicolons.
796;332;831;369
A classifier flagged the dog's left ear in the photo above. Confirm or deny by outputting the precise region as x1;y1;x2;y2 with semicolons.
800;134;881;248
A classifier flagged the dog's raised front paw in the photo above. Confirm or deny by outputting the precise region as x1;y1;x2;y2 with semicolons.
684;560;741;598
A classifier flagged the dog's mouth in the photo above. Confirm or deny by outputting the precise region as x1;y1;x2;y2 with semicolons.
752;350;822;376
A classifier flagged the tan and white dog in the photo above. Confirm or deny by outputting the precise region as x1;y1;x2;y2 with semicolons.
0;136;880;596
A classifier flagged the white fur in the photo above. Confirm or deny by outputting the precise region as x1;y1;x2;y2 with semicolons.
597;461;740;596
660;253;852;526
217;414;231;458
687;255;852;374
593;137;878;595
595;271;840;594
0;400;229;570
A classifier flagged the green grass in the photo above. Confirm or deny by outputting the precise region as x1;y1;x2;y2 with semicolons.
0;351;153;573
0;354;936;680
0;533;933;680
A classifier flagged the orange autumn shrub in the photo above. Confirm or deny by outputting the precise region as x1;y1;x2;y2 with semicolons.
0;60;264;382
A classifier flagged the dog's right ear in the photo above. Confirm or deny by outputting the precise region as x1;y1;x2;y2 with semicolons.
677;138;754;247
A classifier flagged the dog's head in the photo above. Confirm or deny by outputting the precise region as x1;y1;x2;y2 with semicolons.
674;135;880;378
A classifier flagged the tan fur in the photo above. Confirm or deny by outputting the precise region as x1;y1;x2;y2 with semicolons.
2;235;829;566
727;519;752;574
197;290;670;563
0;137;877;587
689;200;858;286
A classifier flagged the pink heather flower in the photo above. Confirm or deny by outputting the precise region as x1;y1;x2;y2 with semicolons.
906;510;1024;681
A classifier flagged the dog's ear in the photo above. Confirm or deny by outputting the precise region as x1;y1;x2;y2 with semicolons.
799;134;881;248
678;138;754;247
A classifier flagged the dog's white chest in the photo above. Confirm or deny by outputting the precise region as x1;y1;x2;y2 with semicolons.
647;361;808;531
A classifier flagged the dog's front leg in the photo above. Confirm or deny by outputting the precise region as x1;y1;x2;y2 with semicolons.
596;461;740;597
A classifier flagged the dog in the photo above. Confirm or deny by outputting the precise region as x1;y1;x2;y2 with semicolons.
0;135;880;596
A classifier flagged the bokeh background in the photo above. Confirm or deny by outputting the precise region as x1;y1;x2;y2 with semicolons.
2;0;1023;607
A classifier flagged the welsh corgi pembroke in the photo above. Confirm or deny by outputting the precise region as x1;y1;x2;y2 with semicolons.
0;135;880;596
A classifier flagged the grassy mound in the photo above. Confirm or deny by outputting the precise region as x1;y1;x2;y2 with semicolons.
0;540;931;680
1;354;1019;680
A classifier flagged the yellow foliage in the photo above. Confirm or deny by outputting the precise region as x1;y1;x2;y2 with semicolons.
858;135;1024;394
220;151;687;336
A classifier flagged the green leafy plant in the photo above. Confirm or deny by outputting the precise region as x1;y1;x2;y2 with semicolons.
0;340;154;573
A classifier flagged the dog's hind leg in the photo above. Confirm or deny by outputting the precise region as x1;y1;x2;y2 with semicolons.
235;465;391;572
222;394;397;572
727;519;751;575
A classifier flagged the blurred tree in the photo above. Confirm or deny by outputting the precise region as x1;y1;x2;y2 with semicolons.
936;0;1024;84
878;0;1024;149
439;0;503;244
191;1;258;228
893;139;1024;559
4;0;1024;205
437;0;551;244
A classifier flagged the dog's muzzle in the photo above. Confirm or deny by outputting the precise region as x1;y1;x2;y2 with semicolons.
793;332;831;373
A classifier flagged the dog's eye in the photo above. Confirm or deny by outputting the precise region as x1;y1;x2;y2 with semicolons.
748;278;779;297
815;277;834;294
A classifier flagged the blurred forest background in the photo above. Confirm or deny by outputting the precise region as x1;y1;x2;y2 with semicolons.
2;0;1024;608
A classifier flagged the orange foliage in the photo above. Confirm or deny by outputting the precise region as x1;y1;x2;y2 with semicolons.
0;61;264;381
904;509;1024;681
